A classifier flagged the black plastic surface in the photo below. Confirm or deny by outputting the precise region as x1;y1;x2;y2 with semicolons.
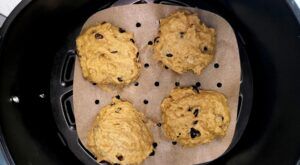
0;0;299;165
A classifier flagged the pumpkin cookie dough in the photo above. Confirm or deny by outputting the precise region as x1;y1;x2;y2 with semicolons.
161;87;230;147
87;98;154;164
153;10;216;75
76;22;140;88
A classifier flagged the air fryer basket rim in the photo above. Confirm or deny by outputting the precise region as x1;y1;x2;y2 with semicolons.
2;0;300;164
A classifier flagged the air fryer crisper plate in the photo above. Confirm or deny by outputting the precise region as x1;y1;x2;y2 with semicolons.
50;1;253;165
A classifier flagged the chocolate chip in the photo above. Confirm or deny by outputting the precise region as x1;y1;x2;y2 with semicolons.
175;82;180;86
157;123;162;127
193;109;199;117
99;160;111;165
134;82;139;86
195;82;201;87
113;164;120;165
93;83;97;85
149;150;155;156
143;99;148;104
110;103;116;106
216;114;224;121
192;85;200;93
117;77;123;82
193;120;198;125
217;82;222;88
172;141;177;145
214;63;219;68
154;81;159;86
190;128;201;138
148;41;153;45
180;32;185;38
166;53;173;57
95;33;103;39
154;37;159;43
136;52;139;58
130;39;135;43
136;22;141;27
115;107;122;113
164;65;169;69
188;107;192;112
111;51;118;54
144;63;149;68
95;100;100;104
177;132;182;138
152;142;158;148
119;28;126;33
203;46;208;52
116;155;123;161
115;95;120;99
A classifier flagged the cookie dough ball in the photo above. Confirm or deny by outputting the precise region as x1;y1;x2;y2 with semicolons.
161;87;230;147
87;98;154;164
76;23;140;88
153;10;216;75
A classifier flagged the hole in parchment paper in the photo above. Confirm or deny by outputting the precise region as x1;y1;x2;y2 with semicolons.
195;82;201;87
156;123;162;127
148;41;153;45
172;141;177;145
92;83;97;85
134;82;139;86
144;63;150;68
214;63;219;68
154;81;159;86
217;82;222;88
136;22;141;27
175;82;180;86
95;99;100;104
164;66;169;69
115;95;120;99
143;99;149;104
152;142;158;148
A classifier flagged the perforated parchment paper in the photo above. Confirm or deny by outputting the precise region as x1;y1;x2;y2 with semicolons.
73;4;240;165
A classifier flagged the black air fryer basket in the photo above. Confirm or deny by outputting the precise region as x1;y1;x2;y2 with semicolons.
0;0;300;165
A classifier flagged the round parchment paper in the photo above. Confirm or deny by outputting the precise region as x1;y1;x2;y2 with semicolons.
73;4;240;165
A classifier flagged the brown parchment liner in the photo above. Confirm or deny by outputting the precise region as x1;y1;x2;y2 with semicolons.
73;4;240;165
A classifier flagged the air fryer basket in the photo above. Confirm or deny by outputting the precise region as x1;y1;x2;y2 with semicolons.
1;0;300;164
50;0;253;164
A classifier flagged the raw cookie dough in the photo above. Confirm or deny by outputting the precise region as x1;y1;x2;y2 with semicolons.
76;22;140;88
161;87;230;147
153;10;216;75
87;98;154;164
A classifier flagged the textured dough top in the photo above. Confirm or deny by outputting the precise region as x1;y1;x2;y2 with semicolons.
87;98;154;165
76;23;140;88
153;10;216;75
161;87;230;147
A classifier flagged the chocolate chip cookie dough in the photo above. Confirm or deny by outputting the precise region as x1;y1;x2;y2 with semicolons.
153;10;216;75
76;22;140;88
87;98;154;164
161;87;230;147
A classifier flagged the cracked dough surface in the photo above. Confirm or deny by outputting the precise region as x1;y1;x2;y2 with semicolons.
153;10;216;75
161;87;230;147
87;98;153;165
76;23;140;88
